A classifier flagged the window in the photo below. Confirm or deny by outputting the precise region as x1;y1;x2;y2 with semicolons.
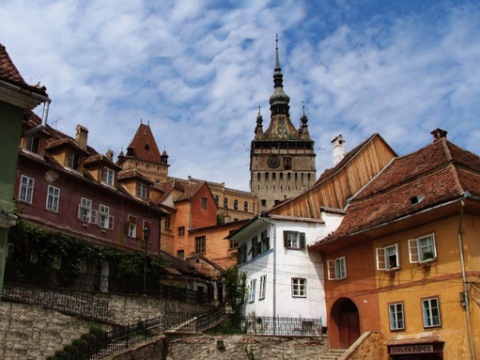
261;199;267;207
230;238;238;250
238;244;247;264
143;220;151;241
195;236;206;254
98;204;113;230
46;185;60;212
127;215;137;238
103;167;115;186
19;175;34;203
178;226;185;237
249;279;256;303
201;196;207;209
283;231;306;250
259;275;267;300
250;236;262;258
214;195;219;207
376;244;399;270
164;216;171;230
26;136;40;153
78;197;92;223
261;230;270;252
422;298;441;328
177;250;184;260
223;197;228;209
292;278;306;298
68;153;81;170
137;183;147;199
233;200;238;210
244;201;249;212
409;234;437;263
389;303;404;330
327;257;347;280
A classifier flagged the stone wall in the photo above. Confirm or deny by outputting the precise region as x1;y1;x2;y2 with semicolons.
0;292;214;360
341;332;387;360
0;302;95;360
166;334;329;360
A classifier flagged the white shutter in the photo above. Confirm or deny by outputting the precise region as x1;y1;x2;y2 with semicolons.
408;239;419;263
108;215;114;230
327;260;335;280
77;204;83;220
376;248;386;270
90;210;98;225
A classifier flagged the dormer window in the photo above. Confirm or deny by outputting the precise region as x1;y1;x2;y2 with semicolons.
103;167;115;186
68;153;81;171
26;136;40;154
137;183;147;199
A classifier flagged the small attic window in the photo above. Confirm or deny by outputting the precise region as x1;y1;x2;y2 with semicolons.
144;144;150;151
410;195;425;205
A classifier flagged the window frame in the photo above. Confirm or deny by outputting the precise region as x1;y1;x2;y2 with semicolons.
178;226;185;237
78;197;92;223
388;302;405;331
19;175;34;203
283;231;306;250
137;183;147;199
201;196;207;209
291;278;307;298
409;234;437;264
68;152;81;171
422;297;441;328
259;275;267;300
195;235;206;254
376;243;400;270
103;167;115;186
327;256;347;280
127;215;137;238
249;279;256;303
26;136;40;154
98;204;113;230
46;185;60;212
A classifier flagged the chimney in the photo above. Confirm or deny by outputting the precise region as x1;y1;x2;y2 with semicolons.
75;125;89;150
331;135;345;165
431;128;447;142
106;150;114;161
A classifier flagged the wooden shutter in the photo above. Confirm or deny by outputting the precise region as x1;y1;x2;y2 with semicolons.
299;233;306;249
376;248;386;270
408;239;419;263
327;260;335;280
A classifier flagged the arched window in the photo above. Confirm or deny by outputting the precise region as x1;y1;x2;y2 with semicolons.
244;201;249;212
223;197;228;209
214;195;219;207
234;200;238;210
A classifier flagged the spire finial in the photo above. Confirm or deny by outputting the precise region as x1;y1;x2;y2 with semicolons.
275;33;280;70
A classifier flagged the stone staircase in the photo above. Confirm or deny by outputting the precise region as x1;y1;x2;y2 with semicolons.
317;349;346;359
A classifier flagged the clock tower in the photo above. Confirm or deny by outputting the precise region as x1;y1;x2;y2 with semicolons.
250;37;316;212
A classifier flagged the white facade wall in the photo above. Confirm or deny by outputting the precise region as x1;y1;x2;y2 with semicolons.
236;212;343;323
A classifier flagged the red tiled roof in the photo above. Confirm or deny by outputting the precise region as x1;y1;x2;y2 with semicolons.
0;43;48;97
126;123;162;163
310;137;480;249
175;181;205;202
117;168;153;184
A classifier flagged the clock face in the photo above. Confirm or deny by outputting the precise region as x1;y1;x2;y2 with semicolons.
267;155;280;169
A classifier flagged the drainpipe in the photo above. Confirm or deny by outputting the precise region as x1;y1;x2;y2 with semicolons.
258;214;276;334
458;197;476;359
24;99;51;136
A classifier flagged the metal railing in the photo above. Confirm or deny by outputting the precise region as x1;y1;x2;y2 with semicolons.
2;283;110;321
91;306;226;359
241;315;323;336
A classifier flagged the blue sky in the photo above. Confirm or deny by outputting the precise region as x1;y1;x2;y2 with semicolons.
1;0;479;191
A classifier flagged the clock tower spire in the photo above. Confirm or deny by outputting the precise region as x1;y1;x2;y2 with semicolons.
250;36;317;212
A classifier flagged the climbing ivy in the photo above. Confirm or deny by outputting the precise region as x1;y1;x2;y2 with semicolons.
6;221;164;289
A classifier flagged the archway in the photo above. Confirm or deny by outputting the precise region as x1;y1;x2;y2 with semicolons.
331;298;360;349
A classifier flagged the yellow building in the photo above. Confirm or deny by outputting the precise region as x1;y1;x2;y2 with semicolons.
310;129;480;359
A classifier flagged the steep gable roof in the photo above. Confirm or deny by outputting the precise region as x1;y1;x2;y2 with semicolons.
125;123;162;163
310;135;480;250
0;43;48;97
267;133;396;218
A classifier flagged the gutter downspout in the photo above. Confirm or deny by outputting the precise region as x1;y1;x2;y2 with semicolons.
24;99;51;136
458;198;476;359
258;214;277;335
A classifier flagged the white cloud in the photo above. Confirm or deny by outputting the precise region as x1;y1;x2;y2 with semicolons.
1;0;479;191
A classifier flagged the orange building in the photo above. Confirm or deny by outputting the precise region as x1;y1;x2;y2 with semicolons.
310;129;480;359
